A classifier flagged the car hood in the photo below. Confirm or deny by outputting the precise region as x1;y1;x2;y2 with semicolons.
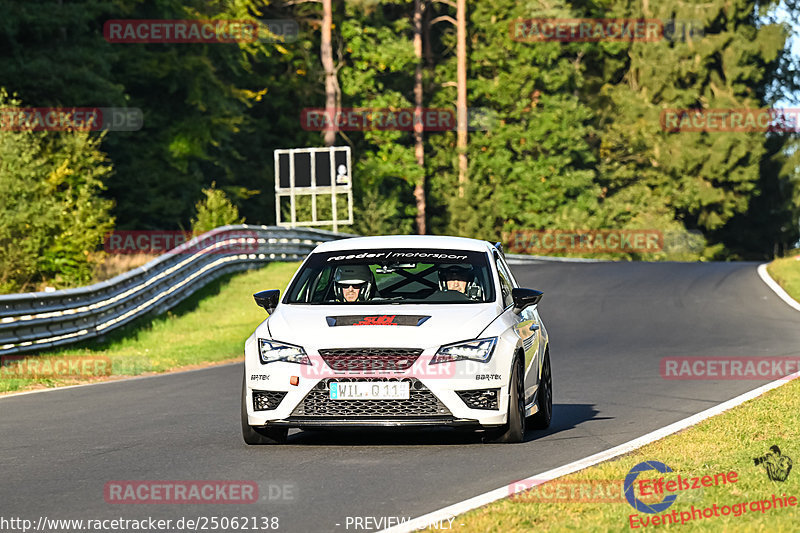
261;303;502;350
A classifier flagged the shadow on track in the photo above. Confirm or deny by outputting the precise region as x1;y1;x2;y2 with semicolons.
520;403;613;443
252;403;610;446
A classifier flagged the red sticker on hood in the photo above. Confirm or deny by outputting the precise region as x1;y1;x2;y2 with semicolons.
326;315;431;326
352;315;398;326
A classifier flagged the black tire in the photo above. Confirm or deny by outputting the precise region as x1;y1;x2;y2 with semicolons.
484;356;525;443
241;375;288;445
528;350;552;430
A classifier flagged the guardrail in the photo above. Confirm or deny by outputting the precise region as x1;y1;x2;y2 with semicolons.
0;225;351;356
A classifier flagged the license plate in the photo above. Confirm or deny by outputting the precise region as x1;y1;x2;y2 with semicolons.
329;381;410;400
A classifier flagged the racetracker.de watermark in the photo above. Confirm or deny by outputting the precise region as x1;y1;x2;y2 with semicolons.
300;107;497;132
661;108;800;132
103;230;258;255
505;229;663;255
104;481;259;504
509;479;627;503
660;357;800;380
0;107;143;131
103;19;298;44
0;356;111;379
508;476;706;505
510;18;704;43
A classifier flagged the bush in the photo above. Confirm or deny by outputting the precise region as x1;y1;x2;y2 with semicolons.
190;183;244;234
0;90;115;293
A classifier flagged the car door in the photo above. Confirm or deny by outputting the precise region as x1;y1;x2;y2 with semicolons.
495;252;541;405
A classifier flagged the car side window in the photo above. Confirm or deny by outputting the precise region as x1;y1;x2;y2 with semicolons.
495;254;514;308
311;268;331;301
498;255;519;287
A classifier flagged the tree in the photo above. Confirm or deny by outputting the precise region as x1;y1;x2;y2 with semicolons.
428;0;600;241
337;0;420;234
2;0;796;260
413;0;426;234
587;0;796;259
321;0;341;147
190;184;244;234
0;90;115;293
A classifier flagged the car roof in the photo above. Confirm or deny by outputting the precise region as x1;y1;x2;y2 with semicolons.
313;235;494;253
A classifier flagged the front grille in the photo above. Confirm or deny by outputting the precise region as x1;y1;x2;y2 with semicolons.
252;390;287;411
291;378;451;417
318;348;423;373
456;388;500;410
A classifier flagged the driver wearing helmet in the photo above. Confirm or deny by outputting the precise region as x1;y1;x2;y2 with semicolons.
333;265;375;303
438;264;474;294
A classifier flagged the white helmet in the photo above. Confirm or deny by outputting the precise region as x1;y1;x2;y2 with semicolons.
333;265;374;302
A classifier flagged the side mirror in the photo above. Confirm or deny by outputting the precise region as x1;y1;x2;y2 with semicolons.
254;290;280;314
511;288;543;314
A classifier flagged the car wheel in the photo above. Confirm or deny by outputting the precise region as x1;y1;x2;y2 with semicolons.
241;374;288;445
484;356;525;443
528;349;552;429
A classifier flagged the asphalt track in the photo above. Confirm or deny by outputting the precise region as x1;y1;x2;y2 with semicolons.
2;261;800;532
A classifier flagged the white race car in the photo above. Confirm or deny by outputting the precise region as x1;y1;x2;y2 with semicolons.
241;235;551;444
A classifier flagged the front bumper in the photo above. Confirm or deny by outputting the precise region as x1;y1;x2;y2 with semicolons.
246;383;510;429
244;340;514;429
248;377;508;428
261;417;497;428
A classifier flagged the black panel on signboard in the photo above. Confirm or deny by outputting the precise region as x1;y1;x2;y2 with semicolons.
315;151;332;186
278;153;290;188
335;149;348;183
294;152;312;188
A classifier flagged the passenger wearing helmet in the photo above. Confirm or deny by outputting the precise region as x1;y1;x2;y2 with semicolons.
438;264;474;294
333;265;375;302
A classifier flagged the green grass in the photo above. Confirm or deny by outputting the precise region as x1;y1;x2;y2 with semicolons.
0;262;300;394
446;378;800;532
767;255;800;304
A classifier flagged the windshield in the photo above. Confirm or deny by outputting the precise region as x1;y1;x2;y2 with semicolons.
284;248;496;305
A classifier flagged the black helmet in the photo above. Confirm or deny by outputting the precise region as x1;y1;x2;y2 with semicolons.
438;264;474;290
333;265;374;302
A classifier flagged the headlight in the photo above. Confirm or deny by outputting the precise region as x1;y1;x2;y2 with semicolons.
258;339;310;365
431;337;497;364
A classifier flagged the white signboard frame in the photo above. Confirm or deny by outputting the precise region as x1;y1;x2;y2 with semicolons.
274;146;353;231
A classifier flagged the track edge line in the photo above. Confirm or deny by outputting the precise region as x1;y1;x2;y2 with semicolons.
757;263;800;313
